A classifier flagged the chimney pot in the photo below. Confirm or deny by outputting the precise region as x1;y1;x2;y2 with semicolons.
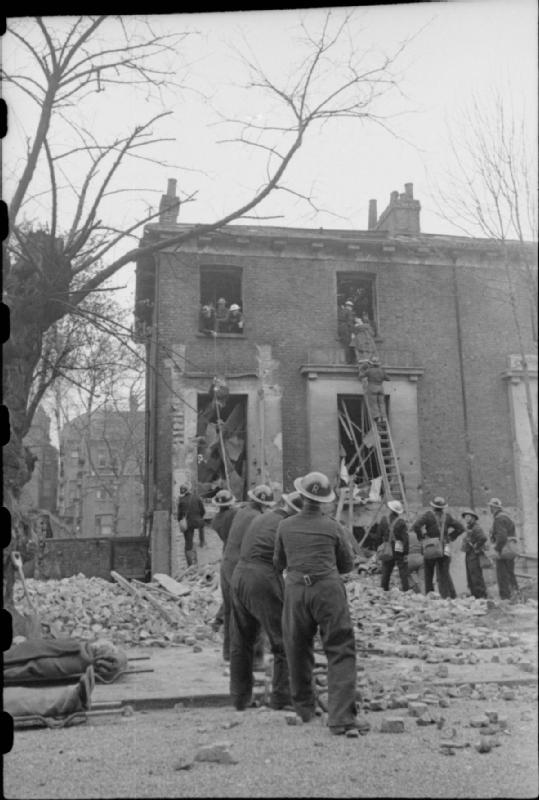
167;178;177;197
390;190;399;204
404;182;413;199
368;199;377;230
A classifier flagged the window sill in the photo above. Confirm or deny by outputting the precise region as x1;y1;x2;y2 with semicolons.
197;332;245;339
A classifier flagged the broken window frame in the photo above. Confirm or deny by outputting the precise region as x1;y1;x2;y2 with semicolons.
199;265;244;336
336;272;378;335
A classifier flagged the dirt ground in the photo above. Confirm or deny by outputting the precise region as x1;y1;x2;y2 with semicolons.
4;690;538;799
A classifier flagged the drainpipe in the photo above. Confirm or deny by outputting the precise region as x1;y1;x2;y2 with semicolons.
451;255;475;507
258;387;266;484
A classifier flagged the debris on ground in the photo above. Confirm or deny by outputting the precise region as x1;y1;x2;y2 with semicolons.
13;567;222;646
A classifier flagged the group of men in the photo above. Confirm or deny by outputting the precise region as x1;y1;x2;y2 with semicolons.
377;495;520;602
199;298;244;335
177;475;521;736
337;299;377;365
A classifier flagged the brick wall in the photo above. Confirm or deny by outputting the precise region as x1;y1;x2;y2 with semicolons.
149;232;536;512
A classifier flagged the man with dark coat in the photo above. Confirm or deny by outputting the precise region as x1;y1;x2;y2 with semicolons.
220;485;275;664
177;484;206;566
379;499;409;592
337;300;356;364
229;491;303;711
412;496;464;599
357;356;390;422
461;509;488;599
210;489;237;633
274;471;369;736
488;498;519;600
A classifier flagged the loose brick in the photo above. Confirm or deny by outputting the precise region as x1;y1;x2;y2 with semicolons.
408;702;428;717
195;742;238;764
380;717;405;733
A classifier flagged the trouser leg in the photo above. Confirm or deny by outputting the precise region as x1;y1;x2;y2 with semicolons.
438;556;456;599
282;582;317;721
376;391;385;419
496;559;512;599
507;560;519;593
183;528;194;556
380;559;393;591
467;555;487;598
220;563;233;660
424;558;435;594
245;567;290;707
396;557;409;591
408;569;421;593
313;579;357;729
198;526;206;547
229;573;258;710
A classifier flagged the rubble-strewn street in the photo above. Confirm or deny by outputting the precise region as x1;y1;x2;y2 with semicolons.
5;689;538;798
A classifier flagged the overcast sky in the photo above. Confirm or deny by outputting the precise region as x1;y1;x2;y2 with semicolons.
4;0;538;313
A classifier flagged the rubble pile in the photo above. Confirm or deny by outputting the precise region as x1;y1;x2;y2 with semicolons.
13;566;222;647
346;580;535;655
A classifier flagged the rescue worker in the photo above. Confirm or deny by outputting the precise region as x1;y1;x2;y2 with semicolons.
406;528;425;594
210;489;238;633
461;509;488;599
488;498;519;601
215;297;229;333
412;496;464;599
352;317;377;365
357;356;390;423
274;471;369;735
379;499;409;592
229;491;303;711
227;304;244;334
337;300;356;364
220;485;275;664
177;484;206;566
199;304;216;336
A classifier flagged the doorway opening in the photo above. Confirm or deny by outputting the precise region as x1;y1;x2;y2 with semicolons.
196;390;247;501
337;394;384;486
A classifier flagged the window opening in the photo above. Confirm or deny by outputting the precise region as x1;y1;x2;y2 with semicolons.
196;390;247;501
95;514;113;537
199;266;244;335
338;394;381;488
336;273;377;334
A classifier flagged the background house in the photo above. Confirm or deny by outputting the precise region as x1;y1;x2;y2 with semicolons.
21;406;59;516
135;181;537;577
57;401;145;538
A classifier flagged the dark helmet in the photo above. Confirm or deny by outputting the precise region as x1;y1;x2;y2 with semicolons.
293;472;335;503
213;489;235;508
247;484;276;507
461;508;479;521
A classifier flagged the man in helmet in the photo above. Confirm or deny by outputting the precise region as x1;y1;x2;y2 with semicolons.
488;498;519;601
378;499;409;592
227;303;244;334
357;356;390;423
412;496;464;599
229;491;303;711
274;472;368;736
177;484;206;566
210;489;238;634
220;485;276;666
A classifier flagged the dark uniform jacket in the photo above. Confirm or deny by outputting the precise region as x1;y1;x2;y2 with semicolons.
380;515;409;556
222;505;261;567
357;364;390;389
412;509;464;543
212;507;237;546
274;508;354;579
177;493;205;528
462;522;487;555
239;508;288;566
489;509;516;554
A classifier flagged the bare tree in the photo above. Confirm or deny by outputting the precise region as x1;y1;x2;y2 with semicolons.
3;11;411;601
433;92;538;457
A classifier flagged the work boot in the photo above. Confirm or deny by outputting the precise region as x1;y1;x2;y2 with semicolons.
185;549;198;567
329;717;371;736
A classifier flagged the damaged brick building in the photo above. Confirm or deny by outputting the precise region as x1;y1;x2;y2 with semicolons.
135;180;537;576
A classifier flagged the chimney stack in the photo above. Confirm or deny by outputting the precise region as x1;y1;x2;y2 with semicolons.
159;178;179;224
374;183;421;234
368;199;377;230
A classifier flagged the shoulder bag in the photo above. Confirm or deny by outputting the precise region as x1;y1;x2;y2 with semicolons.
423;512;445;560
499;537;519;561
378;519;396;563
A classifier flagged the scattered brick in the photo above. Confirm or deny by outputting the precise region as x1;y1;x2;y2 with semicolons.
195;742;238;764
407;702;428;717
380;717;405;733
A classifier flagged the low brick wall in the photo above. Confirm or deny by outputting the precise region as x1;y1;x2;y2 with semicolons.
38;536;149;581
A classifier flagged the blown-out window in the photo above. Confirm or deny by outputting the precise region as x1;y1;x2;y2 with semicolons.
199;266;244;335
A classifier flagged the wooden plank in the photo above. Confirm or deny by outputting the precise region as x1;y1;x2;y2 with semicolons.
110;570;178;626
